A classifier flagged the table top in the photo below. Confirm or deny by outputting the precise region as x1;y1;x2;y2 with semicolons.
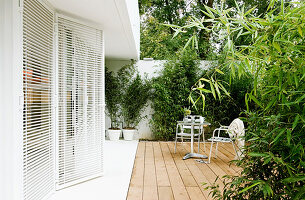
177;121;211;126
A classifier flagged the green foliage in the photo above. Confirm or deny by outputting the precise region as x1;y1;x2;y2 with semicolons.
139;0;215;59
173;0;305;199
105;67;121;129
117;62;151;129
195;66;253;127
150;50;201;140
121;74;151;129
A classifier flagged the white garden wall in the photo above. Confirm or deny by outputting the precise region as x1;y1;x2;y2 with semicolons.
105;59;213;140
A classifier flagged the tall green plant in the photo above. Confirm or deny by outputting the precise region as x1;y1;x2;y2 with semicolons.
151;50;201;140
121;74;150;129
172;0;305;199
105;67;121;129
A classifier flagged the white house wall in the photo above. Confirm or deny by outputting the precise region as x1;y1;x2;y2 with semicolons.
0;0;24;200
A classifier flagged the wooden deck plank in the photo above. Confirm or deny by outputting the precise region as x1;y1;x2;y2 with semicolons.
169;143;210;200
153;142;171;187
128;142;239;200
196;142;240;175
186;187;206;200
167;143;197;187
182;143;225;191
160;143;190;200
127;142;146;200
143;142;158;200
158;186;174;200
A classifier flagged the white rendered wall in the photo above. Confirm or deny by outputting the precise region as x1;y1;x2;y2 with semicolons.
125;0;140;56
0;0;23;199
105;59;212;140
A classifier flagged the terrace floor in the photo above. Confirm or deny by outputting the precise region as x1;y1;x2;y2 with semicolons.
127;141;241;200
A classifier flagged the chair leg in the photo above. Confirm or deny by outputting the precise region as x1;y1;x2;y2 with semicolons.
208;140;214;163
215;142;219;158
174;136;177;153
209;129;217;163
231;141;239;159
203;131;206;152
215;129;221;158
198;134;200;153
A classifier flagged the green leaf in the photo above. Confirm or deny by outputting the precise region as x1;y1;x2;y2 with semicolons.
273;42;281;53
209;81;216;99
204;5;215;19
281;0;284;16
248;93;263;108
298;26;303;37
283;176;305;183
239;181;262;194
218;82;230;96
245;6;257;16
199;78;210;83
287;129;292;145
271;128;286;144
292;115;300;130
196;88;212;93
248;152;269;157
183;36;192;50
215;68;224;74
267;0;276;11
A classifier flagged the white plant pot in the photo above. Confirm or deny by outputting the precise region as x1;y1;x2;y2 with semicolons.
123;129;136;141
108;129;121;141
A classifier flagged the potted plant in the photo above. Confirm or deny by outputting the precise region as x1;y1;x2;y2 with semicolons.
105;67;121;140
120;73;150;140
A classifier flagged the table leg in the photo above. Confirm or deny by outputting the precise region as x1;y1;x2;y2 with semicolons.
183;124;208;160
191;124;194;154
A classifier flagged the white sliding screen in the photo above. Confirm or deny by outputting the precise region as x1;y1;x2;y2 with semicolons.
22;0;54;199
57;16;104;189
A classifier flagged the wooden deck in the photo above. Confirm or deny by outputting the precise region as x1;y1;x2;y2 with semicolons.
127;141;241;200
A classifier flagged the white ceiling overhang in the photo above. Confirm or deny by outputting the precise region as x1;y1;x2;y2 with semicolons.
48;0;140;60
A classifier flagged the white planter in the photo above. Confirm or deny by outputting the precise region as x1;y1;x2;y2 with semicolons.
108;129;121;141
123;129;136;141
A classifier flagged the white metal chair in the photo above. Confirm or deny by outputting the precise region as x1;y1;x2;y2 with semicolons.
208;118;245;163
174;115;206;153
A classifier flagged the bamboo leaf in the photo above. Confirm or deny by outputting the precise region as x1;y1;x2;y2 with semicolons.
248;93;263;108
196;88;212;93
215;68;224;74
239;181;262;194
204;5;215;19
271;128;286;144
248;152;269;157
283;176;305;183
292;115;300;130
245;6;257;16
210;81;216;99
273;42;282;53
297;26;303;37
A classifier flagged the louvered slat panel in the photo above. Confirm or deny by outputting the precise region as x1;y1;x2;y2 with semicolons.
57;16;104;189
23;0;54;200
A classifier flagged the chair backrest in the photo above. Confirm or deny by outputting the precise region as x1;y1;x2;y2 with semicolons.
182;115;204;130
194;115;205;123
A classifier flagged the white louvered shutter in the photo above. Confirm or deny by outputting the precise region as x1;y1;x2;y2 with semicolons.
23;0;55;199
57;16;104;189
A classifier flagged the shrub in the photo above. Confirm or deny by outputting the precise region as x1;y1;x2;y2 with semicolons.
197;66;253;127
105;67;121;129
121;74;150;129
150;50;200;140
